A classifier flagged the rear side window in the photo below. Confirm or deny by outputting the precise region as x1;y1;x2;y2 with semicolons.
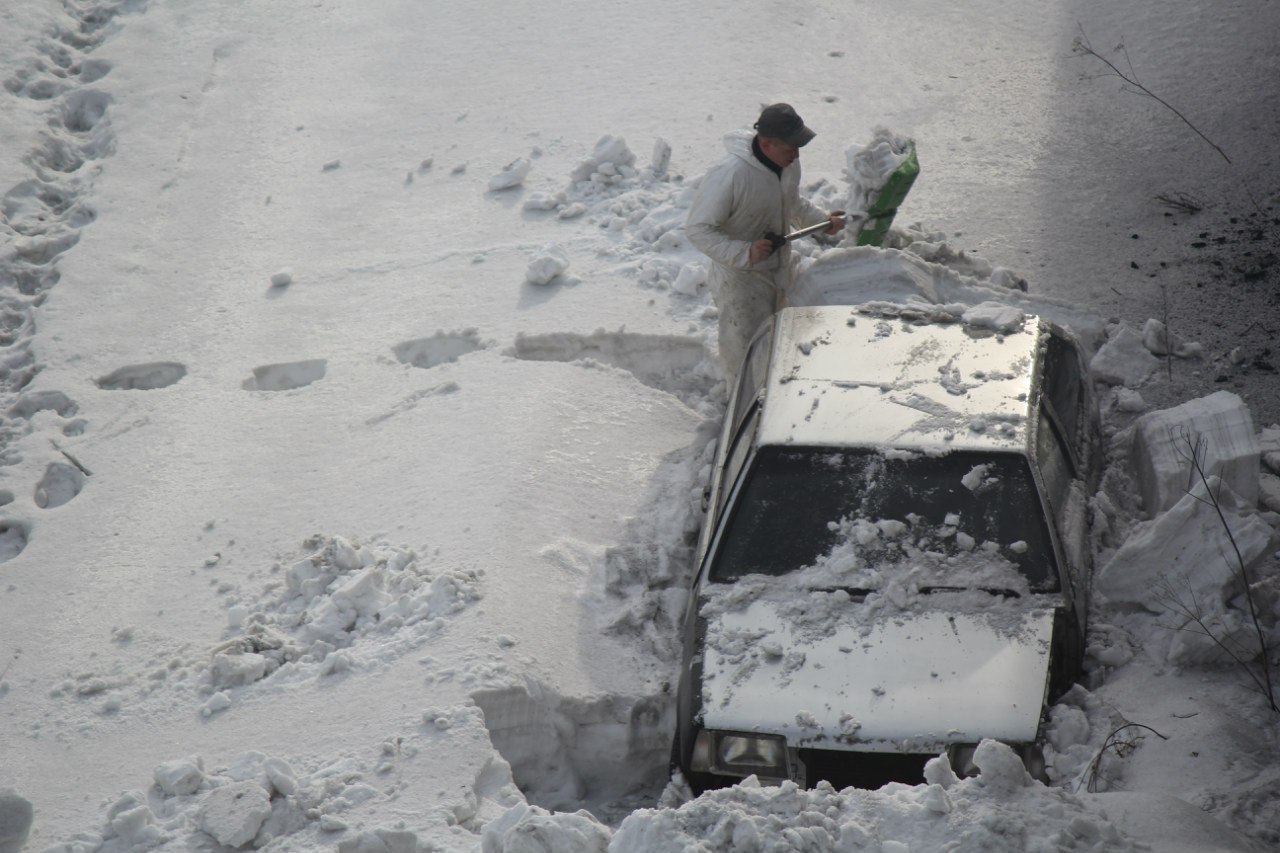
1036;406;1073;518
716;402;759;517
729;323;773;439
710;447;1060;591
1042;331;1084;460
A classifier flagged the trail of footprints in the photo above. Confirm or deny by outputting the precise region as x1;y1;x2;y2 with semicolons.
0;4;714;565
0;0;139;562
0;328;709;564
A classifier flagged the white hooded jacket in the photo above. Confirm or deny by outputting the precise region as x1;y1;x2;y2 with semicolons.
685;129;828;277
686;129;828;372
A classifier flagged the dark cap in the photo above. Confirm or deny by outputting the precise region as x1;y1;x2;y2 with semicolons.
754;103;816;147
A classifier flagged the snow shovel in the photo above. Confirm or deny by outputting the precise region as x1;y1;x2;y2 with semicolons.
764;215;861;252
854;142;919;247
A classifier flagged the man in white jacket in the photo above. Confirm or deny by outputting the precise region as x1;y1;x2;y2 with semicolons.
686;103;845;377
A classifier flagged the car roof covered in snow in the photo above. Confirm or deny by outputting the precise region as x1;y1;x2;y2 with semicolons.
757;305;1043;454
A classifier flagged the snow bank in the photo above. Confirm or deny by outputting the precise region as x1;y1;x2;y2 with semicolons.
613;742;1133;852
44;706;523;852
481;805;610;853
787;243;1103;344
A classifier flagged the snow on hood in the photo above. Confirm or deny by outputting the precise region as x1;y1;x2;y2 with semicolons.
698;516;1055;749
700;587;1054;750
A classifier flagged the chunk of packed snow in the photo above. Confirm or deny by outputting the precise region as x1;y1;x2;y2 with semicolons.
1112;387;1149;413
1090;325;1159;387
523;190;566;211
200;780;272;847
1258;471;1280;513
670;261;706;296
154;756;205;797
269;268;293;287
0;790;33;853
104;792;161;845
1258;424;1280;475
961;301;1024;333
650;137;672;177
1141;318;1201;358
1166;607;1264;665
525;244;570;285
480;804;610;853
1130;391;1259;514
569;135;636;184
1095;475;1277;613
487;157;532;191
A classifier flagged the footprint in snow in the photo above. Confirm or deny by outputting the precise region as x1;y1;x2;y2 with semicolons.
35;462;86;509
96;362;187;390
242;360;326;391
0;521;29;563
509;330;715;404
392;330;487;370
8;389;78;418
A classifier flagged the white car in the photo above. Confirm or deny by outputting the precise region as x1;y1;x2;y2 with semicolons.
673;304;1099;791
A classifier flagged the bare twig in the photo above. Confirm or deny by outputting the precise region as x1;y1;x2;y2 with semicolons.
1241;321;1278;337
1161;431;1279;712
50;439;92;477
1161;285;1172;380
1157;577;1271;700
1082;721;1169;793
1074;26;1231;164
1155;191;1203;214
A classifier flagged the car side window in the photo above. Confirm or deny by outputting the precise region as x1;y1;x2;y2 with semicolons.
716;402;759;518
1036;405;1073;521
1042;331;1083;461
730;322;773;439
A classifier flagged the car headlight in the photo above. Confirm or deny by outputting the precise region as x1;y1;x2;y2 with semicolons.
947;744;979;778
692;730;789;778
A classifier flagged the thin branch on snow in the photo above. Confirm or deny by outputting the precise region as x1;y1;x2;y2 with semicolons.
50;439;92;477
1073;26;1231;164
1155;191;1203;214
1080;722;1169;794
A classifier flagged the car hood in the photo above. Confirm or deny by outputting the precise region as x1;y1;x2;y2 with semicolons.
698;593;1055;752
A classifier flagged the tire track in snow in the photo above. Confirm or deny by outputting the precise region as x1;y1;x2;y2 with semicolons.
0;0;144;559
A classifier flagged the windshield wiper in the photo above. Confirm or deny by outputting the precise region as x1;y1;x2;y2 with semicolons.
919;585;1021;598
811;586;873;598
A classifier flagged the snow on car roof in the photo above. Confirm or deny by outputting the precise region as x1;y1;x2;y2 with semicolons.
758;305;1041;453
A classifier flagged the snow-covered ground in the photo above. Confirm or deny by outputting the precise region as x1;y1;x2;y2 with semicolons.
1;0;1279;851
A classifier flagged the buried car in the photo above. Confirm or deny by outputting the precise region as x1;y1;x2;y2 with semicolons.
673;303;1100;791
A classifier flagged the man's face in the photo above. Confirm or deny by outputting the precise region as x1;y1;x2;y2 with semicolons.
759;136;800;168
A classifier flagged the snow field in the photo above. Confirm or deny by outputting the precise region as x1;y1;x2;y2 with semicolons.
15;118;1280;848
3;0;1280;850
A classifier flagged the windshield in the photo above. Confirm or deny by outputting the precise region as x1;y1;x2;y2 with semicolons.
708;447;1060;591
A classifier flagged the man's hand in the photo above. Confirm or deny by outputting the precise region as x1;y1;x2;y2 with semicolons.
827;210;848;234
749;238;776;264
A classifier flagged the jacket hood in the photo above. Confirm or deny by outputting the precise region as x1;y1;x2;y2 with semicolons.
723;128;769;169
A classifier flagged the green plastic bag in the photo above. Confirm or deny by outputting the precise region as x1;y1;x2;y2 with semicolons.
855;143;919;247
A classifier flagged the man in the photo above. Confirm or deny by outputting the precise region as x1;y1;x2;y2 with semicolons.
686;103;845;377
